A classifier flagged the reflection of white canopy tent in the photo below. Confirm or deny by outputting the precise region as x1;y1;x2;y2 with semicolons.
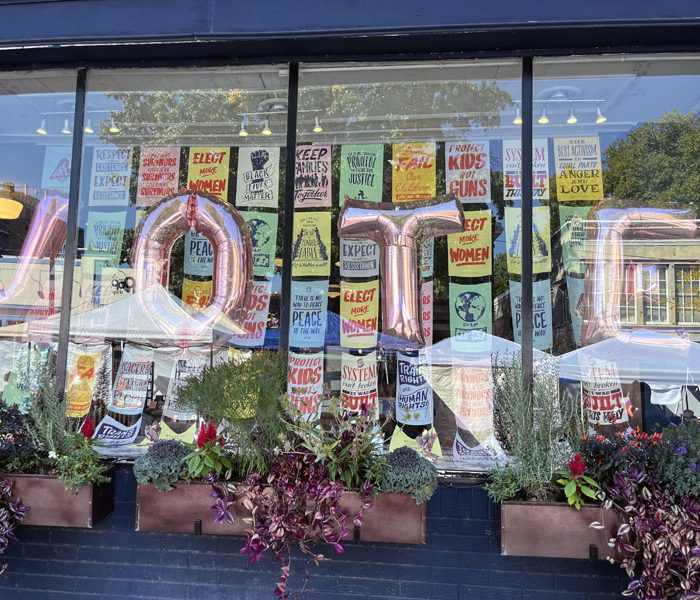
418;334;548;367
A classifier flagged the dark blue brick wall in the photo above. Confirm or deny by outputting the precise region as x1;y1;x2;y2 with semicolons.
0;465;626;599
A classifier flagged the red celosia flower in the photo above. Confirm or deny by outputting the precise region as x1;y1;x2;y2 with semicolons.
196;421;220;448
80;416;95;440
569;453;586;477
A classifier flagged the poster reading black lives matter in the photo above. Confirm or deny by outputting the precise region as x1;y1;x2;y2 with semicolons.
235;146;280;208
290;280;329;348
509;280;553;351
340;239;379;278
88;146;133;207
294;145;331;207
339;144;383;202
396;353;433;426
92;415;141;446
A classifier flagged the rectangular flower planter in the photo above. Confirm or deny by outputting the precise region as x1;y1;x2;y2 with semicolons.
500;501;620;560
6;474;114;528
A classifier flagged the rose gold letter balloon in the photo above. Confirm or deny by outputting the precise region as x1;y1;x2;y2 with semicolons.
338;195;464;350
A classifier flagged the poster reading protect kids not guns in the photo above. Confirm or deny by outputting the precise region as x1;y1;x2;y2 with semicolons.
287;351;324;421
446;142;491;203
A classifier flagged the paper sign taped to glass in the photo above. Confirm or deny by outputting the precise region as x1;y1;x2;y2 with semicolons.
339;144;383;203
502;138;549;201
65;342;111;418
294;145;332;207
242;211;278;277
228;280;272;348
291;211;331;276
553;136;604;202
290;280;328;348
447;209;492;277
340;279;379;349
509;280;553;351
88;146;133;207
391;142;436;202
445;141;491;203
136;146;180;207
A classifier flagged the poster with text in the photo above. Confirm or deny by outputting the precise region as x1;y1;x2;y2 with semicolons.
391;142;436;202
183;232;214;277
505;206;551;274
447;209;492;277
509;280;553;351
187;146;230;199
84;210;127;263
88;146;132;207
582;360;629;425
42;146;72;192
229;280;272;348
93;265;135;307
559;205;590;276
65;343;110;418
291;211;331;276
502;138;549;201
236;146;280;208
420;238;435;278
287;351;324;421
109;345;153;415
294;145;331;207
340;239;379;278
446;142;491;203
242;211;278;277
567;275;586;347
290;280;329;348
181;278;212;309
340;279;379;349
554;136;604;202
341;351;379;419
163;352;208;421
93;415;141;446
449;282;492;349
136;146;180;207
339;144;384;202
396;353;433;426
421;280;434;346
452;362;494;441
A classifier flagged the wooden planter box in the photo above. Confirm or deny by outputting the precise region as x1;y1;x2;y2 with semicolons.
136;482;426;544
500;501;620;560
6;474;114;528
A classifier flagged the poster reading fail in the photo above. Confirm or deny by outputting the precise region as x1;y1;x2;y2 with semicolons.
292;211;331;276
187;147;230;199
396;353;433;426
294;145;331;207
559;205;590;276
93;415;141;446
339;144;384;202
421;280;434;347
290;280;329;348
554;136;604;202
391;142;436;202
42;146;72;192
109;345;153;416
452;363;494;442
341;351;379;419
505;206;551;275
340;279;379;349
340;239;379;278
242;211;278;277
181;278;212;309
449;282;492;348
236;146;280;208
136;146;180;207
447;209;492;277
163;353;208;421
509;280;553;351
228;280;272;348
84;210;127;263
446;142;491;203
582;361;629;426
89;146;132;207
502;138;549;201
287;351;324;421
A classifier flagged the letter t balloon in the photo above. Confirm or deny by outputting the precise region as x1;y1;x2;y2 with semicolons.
338;196;464;350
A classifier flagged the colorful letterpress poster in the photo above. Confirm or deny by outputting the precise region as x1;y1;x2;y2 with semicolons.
447;209;492;277
445;141;491;203
65;343;111;418
109;345;154;416
452;362;495;441
340;351;379;419
136;146;180;207
186;146;230;199
505;206;552;275
183;233;214;277
448;281;492;349
339;144;384;202
502;138;549;201
340;279;379;349
84;210;127;264
93;415;141;446
88;146;133;207
340;239;379;278
421;280;434;347
554;136;604;202
287;350;324;421
229;280;272;348
235;146;280;208
582;360;629;426
391;142;436;202
396;353;433;426
181;278;212;309
509;280;553;351
559;205;590;276
41;146;72;192
242;211;279;277
294;145;331;207
163;352;208;421
291;211;331;276
290;280;329;348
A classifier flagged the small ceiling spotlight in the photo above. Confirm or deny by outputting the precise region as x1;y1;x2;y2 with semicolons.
61;118;71;135
313;116;323;134
36;118;48;136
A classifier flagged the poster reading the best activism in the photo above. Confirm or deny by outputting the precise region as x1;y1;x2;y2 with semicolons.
88;146;133;207
294;145;331;207
287;351;324;421
109;345;153;415
340;239;379;278
183;232;214;277
136;147;180;207
340;279;379;349
396;353;433;426
446;142;491;203
447;209;492;277
582;361;629;425
502;139;549;201
341;351;379;419
84;211;127;263
181;278;212;309
42;146;72;192
242;211;278;277
65;343;110;419
163;353;208;421
567;275;586;347
235;147;280;208
452;363;495;441
554;136;604;202
339;144;384;202
449;282;492;348
92;415;141;446
187;147;230;199
421;239;435;278
391;142;436;202
291;212;331;276
290;280;329;348
559;205;590;276
421;280;434;346
509;280;553;351
229;280;272;348
505;206;551;274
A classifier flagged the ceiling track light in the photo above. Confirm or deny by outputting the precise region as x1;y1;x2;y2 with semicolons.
261;118;272;136
566;103;578;125
313;116;323;134
537;104;549;125
36;117;47;136
239;116;249;137
61;118;71;135
84;118;94;134
513;106;522;125
108;120;120;134
596;104;607;124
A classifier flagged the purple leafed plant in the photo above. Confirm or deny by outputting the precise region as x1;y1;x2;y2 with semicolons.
0;479;28;575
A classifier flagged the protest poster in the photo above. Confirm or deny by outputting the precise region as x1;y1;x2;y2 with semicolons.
391;142;436;202
65;343;110;418
559;205;590;276
109;345;153;415
505;206;552;274
90;265;134;307
396;353;433;426
567;275;586;347
509;280;553;350
339;144;384;202
183;232;214;277
445;141;491;203
41;146;71;192
235;146;280;208
448;282;492;348
420;239;434;278
340;351;379;419
291;211;331;276
88;146;133;207
582;360;629;425
187;146;230;199
554;136;604;202
294;145;331;207
229;280;272;348
287;351;324;421
421;280;434;347
340;279;379;349
163;352;209;420
290;280;329;348
181;278;212;309
136;146;180;207
452;362;495;441
340;239;379;278
84;210;127;263
447;209;492;277
93;415;141;446
502;138;549;201
241;211;278;277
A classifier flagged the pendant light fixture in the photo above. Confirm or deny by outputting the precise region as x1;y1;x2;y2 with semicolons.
513;106;522;125
566;104;578;125
595;104;607;124
261;119;272;136
313;116;323;133
36;118;48;136
239;116;249;137
537;104;549;125
84;118;94;134
61;118;71;135
108;120;120;134
0;181;24;220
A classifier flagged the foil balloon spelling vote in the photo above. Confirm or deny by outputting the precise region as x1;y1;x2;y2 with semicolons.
338;195;465;350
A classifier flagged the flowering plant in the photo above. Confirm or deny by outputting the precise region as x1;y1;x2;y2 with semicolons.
652;419;700;498
0;479;27;575
184;421;232;480
555;453;600;509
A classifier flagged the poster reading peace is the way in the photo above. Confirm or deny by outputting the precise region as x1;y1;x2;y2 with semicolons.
88;146;133;207
391;142;436;202
340;239;379;278
447;209;492;277
559;205;591;276
229;280;272;348
341;351;379;420
187;147;230;199
42;146;72;192
502;139;549;201
448;281;492;348
136;146;180;207
84;210;127;264
554;136;604;202
287;351;324;421
340;279;379;349
505;206;552;274
509;280;553;351
290;280;329;348
292;212;331;276
242;211;278;277
452;363;495;442
235;147;280;208
183;233;214;277
582;360;629;426
446;142;491;203
109;345;153;416
181;278;212;309
421;280;434;346
339;144;384;202
396;353;433;426
294;145;331;207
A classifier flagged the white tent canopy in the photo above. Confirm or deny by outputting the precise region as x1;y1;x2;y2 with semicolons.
418;333;549;367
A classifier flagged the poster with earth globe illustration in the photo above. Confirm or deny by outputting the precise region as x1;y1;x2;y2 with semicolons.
448;281;492;352
242;211;279;277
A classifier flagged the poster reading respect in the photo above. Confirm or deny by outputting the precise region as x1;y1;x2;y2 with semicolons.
109;345;153;415
291;211;331;276
235;147;280;208
391;142;436;202
421;280;434;346
181;278;212;309
509;280;553;351
505;206;552;274
340;239;379;278
187;146;230;199
294;145;331;207
136;146;180;207
502;139;549;201
93;415;141;446
163;353;208;421
340;279;379;349
242;211;278;277
447;209;492;277
290;280;329;348
582;361;629;425
449;281;492;348
559;205;590;276
339;144;384;202
452;363;495;441
567;275;586;347
183;232;214;277
421;239;435;278
229;280;272;348
340;351;379;419
88;146;133;207
84;210;127;263
287;351;324;421
554;136;604;202
42;146;72;192
396;353;433;426
446;142;491;203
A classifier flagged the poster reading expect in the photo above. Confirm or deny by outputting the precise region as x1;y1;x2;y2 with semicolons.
449;281;492;348
339;144;384;202
554;136;604;202
505;206;552;275
391;142;436;202
292;211;331;276
340;279;379;349
447;209;492;277
509;280;553;351
235;147;280;208
341;352;379;419
396;353;433;426
290;280;329;348
582;361;629;426
340;239;379;278
421;280;434;347
229;280;272;348
136;146;180;207
294;145;331;207
446;142;491;203
503;139;549;201
242;211;278;277
88;146;133;207
287;351;324;421
109;345;153;415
